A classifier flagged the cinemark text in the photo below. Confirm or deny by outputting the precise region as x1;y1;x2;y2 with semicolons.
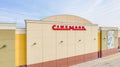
52;25;86;30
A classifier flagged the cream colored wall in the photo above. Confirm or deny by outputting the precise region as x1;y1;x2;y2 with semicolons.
56;30;68;59
68;31;75;57
85;26;98;53
43;24;56;61
26;22;98;65
75;29;85;55
27;23;43;65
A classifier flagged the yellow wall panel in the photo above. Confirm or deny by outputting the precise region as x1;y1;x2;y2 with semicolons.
16;34;26;66
98;32;101;51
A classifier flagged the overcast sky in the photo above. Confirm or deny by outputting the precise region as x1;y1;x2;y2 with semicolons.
0;0;120;27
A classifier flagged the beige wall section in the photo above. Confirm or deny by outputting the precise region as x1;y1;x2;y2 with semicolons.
84;26;91;54
26;15;98;65
85;26;98;53
43;24;56;62
75;30;85;55
56;30;68;59
90;26;98;52
27;23;43;65
26;21;98;65
75;26;98;55
68;31;75;57
0;30;15;67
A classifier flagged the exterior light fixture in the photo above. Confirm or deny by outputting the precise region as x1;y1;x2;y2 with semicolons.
60;41;63;43
58;41;64;45
78;40;81;42
0;45;6;49
32;43;37;46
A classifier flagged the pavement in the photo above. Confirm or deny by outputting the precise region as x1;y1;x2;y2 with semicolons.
70;52;120;67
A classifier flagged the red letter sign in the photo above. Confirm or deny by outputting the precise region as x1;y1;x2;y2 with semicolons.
52;25;86;31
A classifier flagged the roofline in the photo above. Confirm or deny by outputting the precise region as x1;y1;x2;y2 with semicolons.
25;20;98;26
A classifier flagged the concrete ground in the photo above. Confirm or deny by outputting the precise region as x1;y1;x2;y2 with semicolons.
70;53;120;67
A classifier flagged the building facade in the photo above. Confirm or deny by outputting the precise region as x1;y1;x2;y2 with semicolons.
26;15;98;67
0;14;119;67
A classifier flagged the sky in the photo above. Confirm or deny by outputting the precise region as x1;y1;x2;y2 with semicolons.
0;0;120;28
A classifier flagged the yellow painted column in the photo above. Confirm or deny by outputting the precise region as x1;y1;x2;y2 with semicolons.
98;32;101;51
16;28;26;67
